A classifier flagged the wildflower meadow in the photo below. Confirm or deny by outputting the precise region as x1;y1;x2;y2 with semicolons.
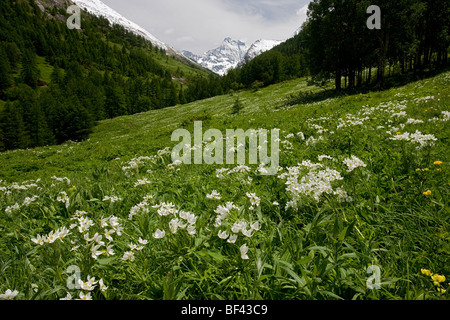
0;71;449;300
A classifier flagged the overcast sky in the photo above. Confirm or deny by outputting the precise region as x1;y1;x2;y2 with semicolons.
101;0;311;54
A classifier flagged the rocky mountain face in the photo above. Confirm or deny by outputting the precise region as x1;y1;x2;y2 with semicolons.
183;37;283;75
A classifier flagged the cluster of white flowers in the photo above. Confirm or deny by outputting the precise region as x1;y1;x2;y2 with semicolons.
0;289;18;300
389;130;438;148
206;190;222;200
214;202;239;228
406;118;424;125
31;226;71;245
246;192;260;211
336;115;369;130
51;176;71;185
333;187;353;203
279;162;345;209
57;191;70;209
305;135;324;146
214;200;261;259
0;180;39;195
216;168;230;179
65;210;124;260
121;156;153;172
23;195;39;206
167;159;183;171
297;132;306;140
318;155;334;162
128;195;153;220
150;203;197;238
169;211;197;235
228;165;252;175
5;203;20;214
103;195;122;203
122;238;149;262
343;156;367;172
281;139;294;150
61;276;107;300
428;111;450;122
134;178;151;187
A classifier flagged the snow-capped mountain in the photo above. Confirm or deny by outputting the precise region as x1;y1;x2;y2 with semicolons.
183;37;282;76
242;39;283;63
183;38;249;76
71;0;168;50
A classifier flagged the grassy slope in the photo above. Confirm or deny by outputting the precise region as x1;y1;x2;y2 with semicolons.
0;71;449;300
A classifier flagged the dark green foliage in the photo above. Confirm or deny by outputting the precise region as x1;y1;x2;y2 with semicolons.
231;97;242;114
302;0;450;90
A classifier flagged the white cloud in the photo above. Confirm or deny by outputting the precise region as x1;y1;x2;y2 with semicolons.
101;0;312;54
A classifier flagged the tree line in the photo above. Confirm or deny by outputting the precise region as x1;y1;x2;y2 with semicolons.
223;0;449;91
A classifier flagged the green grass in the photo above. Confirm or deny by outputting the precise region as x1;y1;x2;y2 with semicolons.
36;55;54;84
0;72;449;300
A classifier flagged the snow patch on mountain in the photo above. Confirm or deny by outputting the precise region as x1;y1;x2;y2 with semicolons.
183;38;249;76
183;37;282;76
72;0;168;50
243;39;283;63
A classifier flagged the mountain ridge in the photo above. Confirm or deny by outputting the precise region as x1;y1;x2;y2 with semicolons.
183;37;283;76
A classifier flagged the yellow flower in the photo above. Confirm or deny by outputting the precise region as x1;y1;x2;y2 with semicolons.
422;168;429;172
423;190;432;196
434;161;443;165
431;274;446;283
421;269;432;276
437;288;446;294
416;168;421;172
396;132;402;135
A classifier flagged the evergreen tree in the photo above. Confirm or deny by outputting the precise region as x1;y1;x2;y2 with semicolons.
0;46;12;94
20;49;40;89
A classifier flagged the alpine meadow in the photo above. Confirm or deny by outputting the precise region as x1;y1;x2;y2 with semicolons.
0;0;449;302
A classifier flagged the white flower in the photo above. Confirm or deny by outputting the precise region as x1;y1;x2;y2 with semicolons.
78;276;97;291
78;292;92;300
218;230;229;240
246;192;261;207
23;195;38;206
134;178;151;187
242;228;254;238
0;289;18;300
99;279;108;292
273;201;279;206
57;191;70;209
60;292;72;300
228;234;238;244
343;155;367;172
240;244;249;260
104;229;115;242
122;251;135;262
187;225;196;236
169;218;181;234
46;231;58;244
5;203;20;214
57;227;71;240
105;244;115;256
31;234;45;245
206;190;222;200
153;229;166;239
250;222;260;231
103;196;122;203
91;245;104;259
138;238;148;245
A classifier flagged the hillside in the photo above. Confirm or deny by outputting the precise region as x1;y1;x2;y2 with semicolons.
0;0;212;152
0;71;449;300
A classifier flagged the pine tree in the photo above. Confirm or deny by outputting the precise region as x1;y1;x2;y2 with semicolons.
20;49;40;89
